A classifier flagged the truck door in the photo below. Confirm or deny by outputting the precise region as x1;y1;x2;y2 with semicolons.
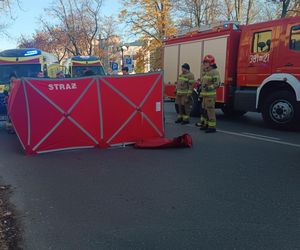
275;23;300;80
163;45;179;85
238;28;274;86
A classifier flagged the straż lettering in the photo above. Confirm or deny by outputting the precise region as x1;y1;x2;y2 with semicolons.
48;83;77;91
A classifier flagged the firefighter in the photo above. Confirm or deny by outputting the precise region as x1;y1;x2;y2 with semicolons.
197;55;220;133
175;63;195;124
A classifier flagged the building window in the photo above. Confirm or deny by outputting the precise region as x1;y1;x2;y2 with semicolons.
290;24;300;51
252;30;271;53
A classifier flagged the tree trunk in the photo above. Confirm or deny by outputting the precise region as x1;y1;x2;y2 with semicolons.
235;0;243;21
246;0;253;24
281;0;291;18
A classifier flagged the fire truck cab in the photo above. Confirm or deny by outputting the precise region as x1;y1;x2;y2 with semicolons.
163;16;300;129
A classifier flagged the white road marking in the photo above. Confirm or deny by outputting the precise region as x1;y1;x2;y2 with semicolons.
218;129;300;148
167;121;300;148
241;132;280;141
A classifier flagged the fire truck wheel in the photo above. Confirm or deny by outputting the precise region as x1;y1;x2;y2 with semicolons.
221;106;247;117
262;90;300;129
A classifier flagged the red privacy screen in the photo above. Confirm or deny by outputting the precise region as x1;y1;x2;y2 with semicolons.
8;73;164;154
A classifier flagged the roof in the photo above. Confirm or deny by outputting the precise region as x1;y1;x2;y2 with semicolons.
72;55;100;61
0;48;42;57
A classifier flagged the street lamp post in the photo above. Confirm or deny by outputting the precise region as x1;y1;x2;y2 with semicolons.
120;47;124;67
118;45;129;68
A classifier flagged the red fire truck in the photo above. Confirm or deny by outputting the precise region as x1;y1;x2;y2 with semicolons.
163;16;300;129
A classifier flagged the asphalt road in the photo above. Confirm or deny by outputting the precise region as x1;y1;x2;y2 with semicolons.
0;102;300;250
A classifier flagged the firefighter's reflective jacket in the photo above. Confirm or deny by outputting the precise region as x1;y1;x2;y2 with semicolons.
200;69;220;97
176;72;195;95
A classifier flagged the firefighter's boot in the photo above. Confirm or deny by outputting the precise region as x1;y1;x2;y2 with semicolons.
198;116;207;130
205;127;216;133
200;125;208;130
175;117;183;123
181;115;190;125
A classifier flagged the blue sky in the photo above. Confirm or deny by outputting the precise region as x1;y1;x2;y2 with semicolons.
0;0;121;51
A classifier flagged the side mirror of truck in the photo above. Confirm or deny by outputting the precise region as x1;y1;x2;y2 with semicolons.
265;39;271;51
257;41;266;52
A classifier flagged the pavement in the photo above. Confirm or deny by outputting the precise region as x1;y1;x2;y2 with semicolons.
0;102;300;250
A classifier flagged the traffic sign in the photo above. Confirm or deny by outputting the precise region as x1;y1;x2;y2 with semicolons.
125;57;132;65
111;62;118;71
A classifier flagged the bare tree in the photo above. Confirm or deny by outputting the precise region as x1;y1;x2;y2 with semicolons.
0;0;21;16
205;0;220;24
219;0;262;24
173;0;220;28
0;0;21;34
222;0;235;20
269;0;300;17
18;29;68;63
44;27;69;63
246;0;254;24
98;15;121;72
173;0;258;27
234;0;244;21
281;0;291;17
284;0;300;16
42;0;103;56
222;0;247;22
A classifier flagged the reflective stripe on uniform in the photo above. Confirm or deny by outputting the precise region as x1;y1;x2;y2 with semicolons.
208;120;216;127
182;115;190;121
200;116;207;124
177;72;195;96
201;91;216;97
202;75;213;80
206;85;215;91
177;90;189;94
178;77;189;81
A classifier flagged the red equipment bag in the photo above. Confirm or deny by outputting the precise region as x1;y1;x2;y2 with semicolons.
134;133;192;149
